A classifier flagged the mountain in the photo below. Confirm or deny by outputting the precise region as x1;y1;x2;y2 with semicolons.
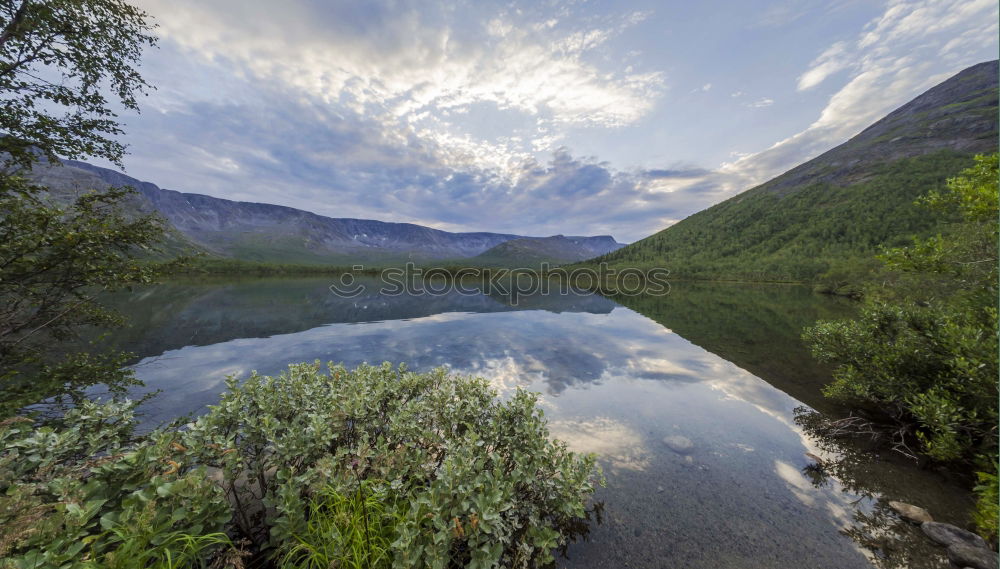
26;159;618;265
470;235;624;266
593;60;998;281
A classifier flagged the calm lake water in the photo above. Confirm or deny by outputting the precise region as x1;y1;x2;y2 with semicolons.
99;277;974;569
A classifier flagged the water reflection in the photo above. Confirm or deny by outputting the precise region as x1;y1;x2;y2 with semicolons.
103;276;615;359
98;277;971;569
795;408;975;569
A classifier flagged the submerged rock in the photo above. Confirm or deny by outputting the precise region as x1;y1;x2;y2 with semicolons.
888;501;933;523
921;521;988;550
946;542;998;569
804;452;825;466
663;435;694;454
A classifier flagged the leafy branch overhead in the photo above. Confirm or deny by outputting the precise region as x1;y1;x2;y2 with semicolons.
0;0;157;170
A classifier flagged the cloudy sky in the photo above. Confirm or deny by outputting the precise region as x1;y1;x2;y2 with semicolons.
102;0;997;242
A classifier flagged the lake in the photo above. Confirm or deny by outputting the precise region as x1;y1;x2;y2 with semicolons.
98;277;973;569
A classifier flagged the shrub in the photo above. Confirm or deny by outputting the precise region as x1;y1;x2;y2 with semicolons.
0;401;232;569
181;362;602;568
803;301;997;462
1;363;601;568
803;154;998;535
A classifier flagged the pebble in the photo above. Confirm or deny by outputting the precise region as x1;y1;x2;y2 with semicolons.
921;521;988;550
663;435;694;454
946;542;999;569
888;500;933;523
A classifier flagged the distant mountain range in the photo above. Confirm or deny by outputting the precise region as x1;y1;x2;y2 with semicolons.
472;235;625;266
27;160;624;265
593;59;998;281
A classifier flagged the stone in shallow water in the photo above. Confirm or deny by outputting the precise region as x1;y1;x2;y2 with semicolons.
804;452;825;466
946;542;998;569
888;500;933;523
921;521;988;550
663;435;694;454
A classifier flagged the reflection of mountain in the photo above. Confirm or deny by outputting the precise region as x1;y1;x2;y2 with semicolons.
103;277;617;359
612;283;857;414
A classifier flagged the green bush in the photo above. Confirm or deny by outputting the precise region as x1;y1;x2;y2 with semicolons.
803;154;998;536
804;301;997;461
0;401;233;569
973;465;999;541
181;361;601;568
1;363;601;568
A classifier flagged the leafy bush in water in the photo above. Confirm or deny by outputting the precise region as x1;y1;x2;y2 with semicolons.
181;362;601;568
1;363;600;568
805;301;997;461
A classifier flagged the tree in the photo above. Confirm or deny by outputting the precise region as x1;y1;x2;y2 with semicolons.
0;0;162;416
803;154;999;537
1;0;157;171
0;174;165;416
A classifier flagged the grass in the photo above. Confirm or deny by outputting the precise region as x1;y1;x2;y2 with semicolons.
97;529;234;569
278;481;397;569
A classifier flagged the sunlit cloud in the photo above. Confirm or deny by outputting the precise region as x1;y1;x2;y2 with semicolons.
96;0;998;243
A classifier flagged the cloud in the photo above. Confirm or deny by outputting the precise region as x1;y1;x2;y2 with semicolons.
721;0;998;193
118;69;689;241
796;41;850;90
745;97;775;108
135;0;662;177
644;168;712;180
107;0;996;245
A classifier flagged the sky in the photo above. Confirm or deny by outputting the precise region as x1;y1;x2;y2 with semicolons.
99;0;998;242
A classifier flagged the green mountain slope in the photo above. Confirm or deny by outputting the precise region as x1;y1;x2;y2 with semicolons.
593;60;998;281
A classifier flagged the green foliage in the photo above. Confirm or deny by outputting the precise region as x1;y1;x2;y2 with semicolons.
0;400;233;569
0;0;166;416
2;364;600;568
973;465;999;541
812;257;884;298
0;174;166;416
0;0;157;170
590;151;977;282
278;481;396;569
804;302;997;461
803;154;999;532
170;256;382;276
180;362;601;568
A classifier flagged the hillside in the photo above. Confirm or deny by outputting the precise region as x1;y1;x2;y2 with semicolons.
469;235;624;267
26;160;618;266
593;60;998;281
